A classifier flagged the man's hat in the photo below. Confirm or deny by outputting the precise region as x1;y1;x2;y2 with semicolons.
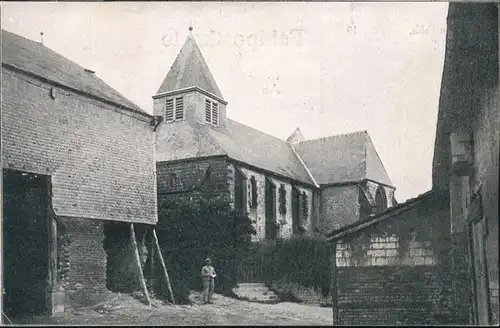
205;258;211;263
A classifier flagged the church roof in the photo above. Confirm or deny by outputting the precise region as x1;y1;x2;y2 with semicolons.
155;119;393;187
155;119;316;185
154;32;393;189
1;29;145;114
294;131;394;187
155;35;224;99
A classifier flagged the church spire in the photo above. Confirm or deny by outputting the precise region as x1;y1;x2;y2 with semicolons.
155;25;224;100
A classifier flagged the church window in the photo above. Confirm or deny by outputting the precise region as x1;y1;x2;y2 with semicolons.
205;99;219;125
250;176;258;208
165;97;184;122
279;184;287;215
235;167;247;214
302;191;308;220
374;186;387;215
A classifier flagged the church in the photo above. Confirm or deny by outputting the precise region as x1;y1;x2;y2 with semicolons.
154;31;397;240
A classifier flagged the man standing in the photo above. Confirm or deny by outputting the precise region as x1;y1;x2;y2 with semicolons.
201;258;217;304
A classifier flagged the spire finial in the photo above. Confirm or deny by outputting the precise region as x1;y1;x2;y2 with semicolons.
40;31;44;45
189;21;193;33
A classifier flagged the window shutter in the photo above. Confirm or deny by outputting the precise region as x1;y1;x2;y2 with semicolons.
205;100;211;123
165;99;174;121
212;103;219;125
175;97;184;120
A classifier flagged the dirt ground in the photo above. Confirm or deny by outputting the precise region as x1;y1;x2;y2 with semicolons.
9;291;333;326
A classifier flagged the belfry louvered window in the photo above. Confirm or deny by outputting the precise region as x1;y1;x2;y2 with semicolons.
205;99;219;125
165;97;184;122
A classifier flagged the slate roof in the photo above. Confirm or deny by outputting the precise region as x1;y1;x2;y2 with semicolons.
156;119;316;185
294;131;394;187
1;29;145;114
155;35;224;99
326;190;436;242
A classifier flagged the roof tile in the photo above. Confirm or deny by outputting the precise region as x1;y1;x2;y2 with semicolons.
1;29;145;113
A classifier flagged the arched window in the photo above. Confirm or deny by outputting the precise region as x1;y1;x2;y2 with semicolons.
374;186;387;215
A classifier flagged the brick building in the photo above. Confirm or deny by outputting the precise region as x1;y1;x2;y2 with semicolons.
154;32;396;242
327;3;499;325
327;191;453;325
1;30;158;316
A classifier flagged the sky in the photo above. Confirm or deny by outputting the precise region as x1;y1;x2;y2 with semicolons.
1;2;449;202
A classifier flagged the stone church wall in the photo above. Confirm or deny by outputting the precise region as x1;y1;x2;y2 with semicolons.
156;156;231;210
320;185;360;233
227;162;315;241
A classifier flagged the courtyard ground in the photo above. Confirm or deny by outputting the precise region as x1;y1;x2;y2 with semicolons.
8;291;333;326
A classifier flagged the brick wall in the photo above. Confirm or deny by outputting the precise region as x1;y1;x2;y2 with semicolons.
336;266;453;325
332;196;454;325
57;217;110;309
320;184;359;232
1;68;157;225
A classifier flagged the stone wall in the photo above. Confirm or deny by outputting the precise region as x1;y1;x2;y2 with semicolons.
156;156;231;209
336;235;436;267
320;185;359;232
365;180;396;208
229;163;314;240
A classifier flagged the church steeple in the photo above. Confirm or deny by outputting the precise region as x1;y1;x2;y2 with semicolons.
153;27;227;128
155;27;224;100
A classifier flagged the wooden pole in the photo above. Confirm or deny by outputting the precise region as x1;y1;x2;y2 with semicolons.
149;230;155;279
152;229;175;305
130;223;151;306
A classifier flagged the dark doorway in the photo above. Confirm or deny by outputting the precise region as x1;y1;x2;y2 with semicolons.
265;177;276;240
2;169;50;317
103;222;151;293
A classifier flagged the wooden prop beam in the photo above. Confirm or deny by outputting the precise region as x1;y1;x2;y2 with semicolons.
152;229;175;305
130;223;151;306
